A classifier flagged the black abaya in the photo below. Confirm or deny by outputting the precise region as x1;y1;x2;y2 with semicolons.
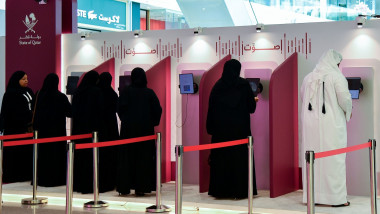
0;71;34;183
97;72;119;193
117;68;162;195
206;59;257;198
72;71;104;194
34;73;71;187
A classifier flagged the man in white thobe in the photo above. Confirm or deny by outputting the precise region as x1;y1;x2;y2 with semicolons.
301;49;352;206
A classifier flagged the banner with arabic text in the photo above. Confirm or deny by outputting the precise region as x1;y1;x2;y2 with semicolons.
78;0;127;31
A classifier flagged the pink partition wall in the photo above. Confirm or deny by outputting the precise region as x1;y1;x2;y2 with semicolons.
244;68;272;190
182;70;206;184
199;55;231;193
269;53;299;198
146;57;171;182
77;58;116;88
92;58;116;88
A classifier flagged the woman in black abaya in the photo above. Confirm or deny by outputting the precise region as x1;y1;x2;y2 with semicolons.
72;70;103;194
206;59;258;198
34;73;71;187
0;71;34;182
117;67;162;196
97;72;119;192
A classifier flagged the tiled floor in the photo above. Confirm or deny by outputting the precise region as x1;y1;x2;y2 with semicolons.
0;182;376;214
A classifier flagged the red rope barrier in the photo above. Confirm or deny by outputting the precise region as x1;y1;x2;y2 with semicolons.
0;133;34;140
75;135;157;150
183;138;249;152
315;142;372;159
3;133;93;147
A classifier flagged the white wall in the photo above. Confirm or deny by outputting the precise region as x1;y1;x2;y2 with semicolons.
0;36;5;108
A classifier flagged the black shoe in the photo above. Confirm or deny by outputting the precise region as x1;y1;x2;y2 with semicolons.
135;191;145;196
118;192;130;196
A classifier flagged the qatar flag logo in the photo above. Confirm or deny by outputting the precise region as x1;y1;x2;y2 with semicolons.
23;13;38;33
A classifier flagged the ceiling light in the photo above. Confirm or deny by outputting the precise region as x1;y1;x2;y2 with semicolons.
134;30;143;38
80;32;90;41
256;23;264;32
194;27;202;35
35;0;47;4
356;15;367;28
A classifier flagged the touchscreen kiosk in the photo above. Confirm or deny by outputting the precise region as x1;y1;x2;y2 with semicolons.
349;90;359;99
346;77;361;99
66;76;79;95
179;73;195;94
119;75;132;92
246;78;261;96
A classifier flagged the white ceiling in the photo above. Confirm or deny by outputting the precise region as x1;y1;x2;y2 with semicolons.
0;0;4;10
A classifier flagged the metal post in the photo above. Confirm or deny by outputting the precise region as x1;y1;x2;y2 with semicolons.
146;133;171;212
248;136;254;214
175;145;183;214
84;132;108;208
22;130;48;205
66;141;75;214
306;151;315;214
0;139;3;207
369;139;377;214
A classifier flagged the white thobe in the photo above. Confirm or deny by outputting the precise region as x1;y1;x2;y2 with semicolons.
301;70;352;205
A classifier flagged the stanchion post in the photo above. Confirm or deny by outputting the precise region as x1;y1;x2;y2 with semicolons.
22;130;48;205
369;139;377;214
248;136;254;214
146;133;171;213
84;131;108;208
175;145;183;214
66;141;75;214
0;139;3;207
306;151;315;214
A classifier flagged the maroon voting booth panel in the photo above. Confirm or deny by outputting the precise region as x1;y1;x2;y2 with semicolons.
269;52;299;198
146;57;171;182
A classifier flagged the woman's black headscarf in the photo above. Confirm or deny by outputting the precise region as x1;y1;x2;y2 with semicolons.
7;70;26;90
98;72;112;89
221;59;241;86
40;73;59;92
77;70;99;91
131;67;147;88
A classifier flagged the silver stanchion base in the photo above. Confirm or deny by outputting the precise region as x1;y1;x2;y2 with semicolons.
83;200;109;208
146;205;171;213
21;197;48;205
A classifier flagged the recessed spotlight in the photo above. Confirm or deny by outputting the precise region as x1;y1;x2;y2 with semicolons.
134;30;143;38
256;23;264;32
194;27;202;35
80;32;90;41
356;15;367;28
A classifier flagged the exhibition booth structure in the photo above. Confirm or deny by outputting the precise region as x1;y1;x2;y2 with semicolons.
1;0;380;201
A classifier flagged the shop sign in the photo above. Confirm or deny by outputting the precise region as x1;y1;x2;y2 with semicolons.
78;0;126;30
